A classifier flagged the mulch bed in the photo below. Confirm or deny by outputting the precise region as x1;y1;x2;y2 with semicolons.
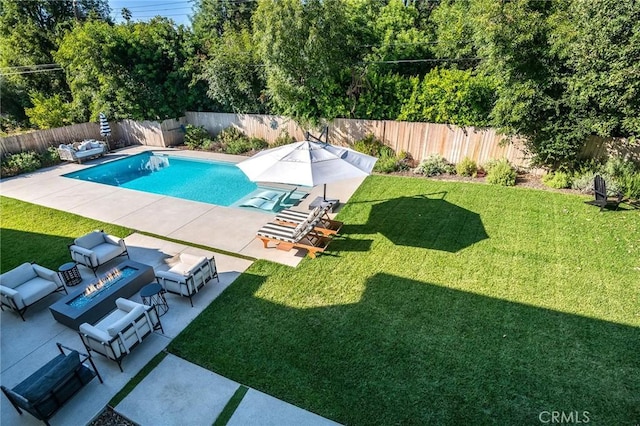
89;406;136;426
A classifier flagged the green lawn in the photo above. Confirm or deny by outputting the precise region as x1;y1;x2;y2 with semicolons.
0;196;133;272
168;175;640;425
1;176;638;425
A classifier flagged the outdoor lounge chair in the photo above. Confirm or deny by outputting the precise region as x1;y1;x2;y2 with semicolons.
154;254;219;307
0;262;67;321
274;205;343;236
592;175;624;211
78;298;161;372
69;230;129;276
256;221;332;258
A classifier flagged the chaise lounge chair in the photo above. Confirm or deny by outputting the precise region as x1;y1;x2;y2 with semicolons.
274;204;343;236
256;221;332;258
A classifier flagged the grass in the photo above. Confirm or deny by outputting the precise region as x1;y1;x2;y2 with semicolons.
1;177;638;424
167;175;640;425
0;196;133;272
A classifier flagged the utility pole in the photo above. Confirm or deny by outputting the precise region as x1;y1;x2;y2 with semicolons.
72;0;79;21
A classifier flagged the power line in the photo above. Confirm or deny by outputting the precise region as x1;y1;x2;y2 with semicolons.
365;58;481;64
117;1;194;10
1;68;64;76
0;64;59;71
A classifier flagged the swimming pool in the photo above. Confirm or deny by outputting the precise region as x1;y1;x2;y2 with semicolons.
64;152;267;207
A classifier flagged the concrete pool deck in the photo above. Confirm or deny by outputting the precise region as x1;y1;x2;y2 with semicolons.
0;145;365;267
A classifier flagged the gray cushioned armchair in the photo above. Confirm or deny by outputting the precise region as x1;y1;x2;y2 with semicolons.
69;230;129;276
0;262;67;321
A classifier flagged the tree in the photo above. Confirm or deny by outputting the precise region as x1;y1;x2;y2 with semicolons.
121;8;132;22
365;0;433;76
398;67;495;126
558;0;640;139
55;18;195;122
25;93;74;129
192;0;257;43
199;27;266;113
0;0;111;122
253;0;358;123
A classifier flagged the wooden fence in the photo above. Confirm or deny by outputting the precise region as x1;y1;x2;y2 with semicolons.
186;112;531;167
3;112;638;170
0;117;186;156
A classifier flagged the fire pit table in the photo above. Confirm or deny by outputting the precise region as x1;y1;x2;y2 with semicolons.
49;260;154;330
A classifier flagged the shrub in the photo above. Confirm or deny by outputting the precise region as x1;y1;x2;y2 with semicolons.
542;171;572;189
374;155;401;173
224;139;253;155
604;157;637;179
1;151;41;177
571;171;596;193
353;134;391;157
271;130;296;147
215;127;267;155
618;172;640;200
456;157;478;177
40;146;61;167
249;137;268;151
184;125;213;149
485;158;517;186
414;154;455;176
373;151;414;174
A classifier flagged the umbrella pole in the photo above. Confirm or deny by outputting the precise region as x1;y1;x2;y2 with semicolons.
323;184;327;201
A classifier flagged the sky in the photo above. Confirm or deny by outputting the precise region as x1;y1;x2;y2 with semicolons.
108;0;194;27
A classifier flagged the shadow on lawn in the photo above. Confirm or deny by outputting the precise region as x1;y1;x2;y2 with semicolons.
342;193;489;252
172;272;639;425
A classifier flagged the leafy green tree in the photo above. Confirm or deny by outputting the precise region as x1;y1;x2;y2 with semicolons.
558;0;640;138
55;18;195;122
349;71;413;120
192;0;257;42
24;93;75;129
398;67;495;126
366;0;433;76
0;0;111;122
253;0;358;123
431;0;476;62
199;27;266;113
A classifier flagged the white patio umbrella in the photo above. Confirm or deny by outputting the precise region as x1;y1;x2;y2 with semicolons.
237;140;378;201
99;112;111;142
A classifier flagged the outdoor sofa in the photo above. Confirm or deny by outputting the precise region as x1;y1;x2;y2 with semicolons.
155;253;219;307
0;262;67;321
1;343;102;426
69;230;129;276
78;298;161;372
58;140;107;163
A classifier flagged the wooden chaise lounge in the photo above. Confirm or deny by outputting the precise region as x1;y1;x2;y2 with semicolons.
274;205;343;236
256;222;332;258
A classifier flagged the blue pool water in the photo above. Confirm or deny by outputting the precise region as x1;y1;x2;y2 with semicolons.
63;152;258;206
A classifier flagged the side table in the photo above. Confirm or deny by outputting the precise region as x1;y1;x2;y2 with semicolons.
58;262;82;286
308;196;339;212
140;282;169;320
